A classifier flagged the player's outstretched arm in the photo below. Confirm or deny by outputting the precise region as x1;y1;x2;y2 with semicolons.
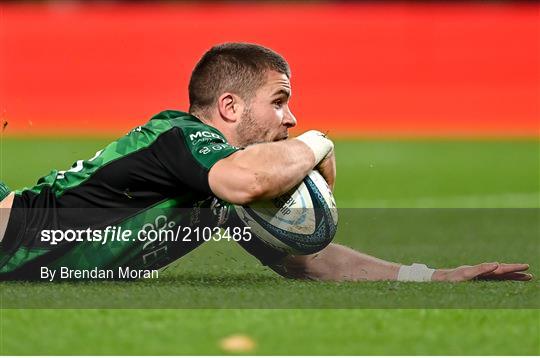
270;243;532;282
209;131;334;205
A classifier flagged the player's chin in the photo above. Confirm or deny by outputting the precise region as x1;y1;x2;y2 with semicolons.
273;135;289;142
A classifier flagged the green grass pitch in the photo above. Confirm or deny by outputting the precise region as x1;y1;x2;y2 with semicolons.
0;137;538;355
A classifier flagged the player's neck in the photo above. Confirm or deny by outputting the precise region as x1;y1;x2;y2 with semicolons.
193;112;241;147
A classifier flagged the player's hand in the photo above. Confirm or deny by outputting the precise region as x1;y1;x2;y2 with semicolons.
316;149;336;191
432;262;532;282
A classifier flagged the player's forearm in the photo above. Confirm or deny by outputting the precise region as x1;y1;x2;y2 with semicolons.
232;139;316;200
209;130;333;205
275;244;533;283
273;243;401;281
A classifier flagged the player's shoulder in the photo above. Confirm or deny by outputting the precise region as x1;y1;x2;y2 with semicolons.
148;110;229;145
150;109;196;124
146;110;239;171
149;110;217;133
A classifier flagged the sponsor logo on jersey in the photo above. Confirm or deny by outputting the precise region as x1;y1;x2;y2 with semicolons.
189;130;223;142
198;143;233;155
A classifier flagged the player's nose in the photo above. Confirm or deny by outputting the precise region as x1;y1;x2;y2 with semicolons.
283;108;297;128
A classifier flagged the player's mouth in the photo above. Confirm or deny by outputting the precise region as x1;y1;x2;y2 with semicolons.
274;135;289;142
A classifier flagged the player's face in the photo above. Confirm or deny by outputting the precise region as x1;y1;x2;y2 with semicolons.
236;70;296;147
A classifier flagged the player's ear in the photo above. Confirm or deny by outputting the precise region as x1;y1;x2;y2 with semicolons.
217;92;243;123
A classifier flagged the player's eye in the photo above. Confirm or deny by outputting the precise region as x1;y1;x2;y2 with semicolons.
273;100;283;108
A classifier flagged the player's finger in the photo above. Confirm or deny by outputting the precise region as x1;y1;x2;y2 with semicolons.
502;272;533;281
483;263;529;275
479;272;533;281
482;263;530;277
494;263;530;273
462;262;499;280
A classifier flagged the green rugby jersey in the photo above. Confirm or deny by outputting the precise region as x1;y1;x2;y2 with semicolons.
0;110;242;279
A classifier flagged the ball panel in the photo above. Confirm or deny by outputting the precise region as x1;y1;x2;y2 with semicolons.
309;170;338;225
233;170;338;255
248;181;315;235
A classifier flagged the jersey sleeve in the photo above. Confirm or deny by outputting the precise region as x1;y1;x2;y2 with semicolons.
151;120;241;195
181;125;241;172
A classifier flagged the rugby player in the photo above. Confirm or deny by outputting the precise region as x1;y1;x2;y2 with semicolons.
0;43;531;282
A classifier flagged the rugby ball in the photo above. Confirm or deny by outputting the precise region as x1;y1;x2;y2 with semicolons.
233;170;338;254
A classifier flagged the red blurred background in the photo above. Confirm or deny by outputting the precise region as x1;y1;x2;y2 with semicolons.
0;2;538;137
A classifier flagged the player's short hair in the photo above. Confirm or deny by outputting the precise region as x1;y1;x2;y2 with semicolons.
189;42;290;118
